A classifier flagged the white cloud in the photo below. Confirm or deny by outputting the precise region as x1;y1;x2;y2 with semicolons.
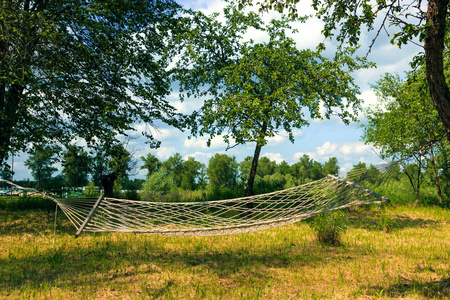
156;146;176;160
316;141;338;156
267;134;288;146
292;151;316;161
359;89;379;109
11;160;31;180
243;27;270;44
183;151;213;164
339;142;372;156
340;162;354;174
289;18;325;50
183;135;233;151
169;97;203;115
262;152;285;163
291;129;303;137
266;129;304;146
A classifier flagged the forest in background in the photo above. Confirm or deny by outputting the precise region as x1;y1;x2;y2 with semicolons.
2;144;449;208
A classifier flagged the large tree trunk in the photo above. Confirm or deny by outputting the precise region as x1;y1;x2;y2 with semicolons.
425;0;450;141
245;143;262;217
101;173;117;198
0;84;23;167
246;143;262;197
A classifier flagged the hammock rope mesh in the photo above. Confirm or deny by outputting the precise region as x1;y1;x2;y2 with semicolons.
0;173;389;237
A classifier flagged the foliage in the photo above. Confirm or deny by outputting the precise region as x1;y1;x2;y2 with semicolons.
207;153;239;191
159;153;205;190
162;153;184;188
82;182;100;198
175;6;370;196
291;155;324;184
237;0;450;141
140;167;174;201
322;157;339;176
180;157;204;190
62;145;91;187
363;73;446;158
0;196;54;211
346;162;382;185
378;209;393;233
122;178;145;191
310;210;349;246
140;153;161;178
254;173;286;194
89;141;136;197
0;0;184;167
24;145;58;190
362;71;450;202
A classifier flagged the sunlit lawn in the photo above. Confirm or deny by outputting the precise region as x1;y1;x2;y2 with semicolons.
1;205;449;299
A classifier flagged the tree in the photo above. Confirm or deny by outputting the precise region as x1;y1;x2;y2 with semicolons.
91;141;135;197
276;160;291;175
162;153;185;188
291;155;324;184
62;145;90;187
322;157;339;176
140;153;161;178
24;145;57;189
240;156;277;183
141;167;174;201
347;162;384;187
0;0;183;167
257;157;277;178
239;0;450;141
176;8;369;196
346;162;368;183
403;163;425;197
207;153;239;191
180;157;204;190
362;72;448;202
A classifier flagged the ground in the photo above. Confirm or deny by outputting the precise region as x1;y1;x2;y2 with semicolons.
1;205;449;299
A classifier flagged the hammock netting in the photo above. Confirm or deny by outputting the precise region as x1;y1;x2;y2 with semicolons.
0;168;391;237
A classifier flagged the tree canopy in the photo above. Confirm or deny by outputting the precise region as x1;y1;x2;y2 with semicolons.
0;0;183;167
24;145;57;189
238;0;450;142
362;68;450;202
174;7;371;195
62;145;91;187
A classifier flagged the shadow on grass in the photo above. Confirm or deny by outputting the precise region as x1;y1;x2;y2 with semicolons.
0;210;76;236
0;229;339;294
347;209;440;232
365;277;450;299
0;208;446;297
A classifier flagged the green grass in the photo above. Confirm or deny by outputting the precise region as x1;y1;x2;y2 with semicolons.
1;205;450;299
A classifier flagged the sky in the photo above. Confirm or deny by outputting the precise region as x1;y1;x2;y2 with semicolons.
10;0;423;181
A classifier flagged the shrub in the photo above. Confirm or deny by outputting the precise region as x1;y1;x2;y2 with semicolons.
82;182;100;197
0;196;54;211
377;209;392;233
310;210;349;246
140;167;174;201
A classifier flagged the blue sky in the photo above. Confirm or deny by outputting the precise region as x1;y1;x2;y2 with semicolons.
10;0;422;180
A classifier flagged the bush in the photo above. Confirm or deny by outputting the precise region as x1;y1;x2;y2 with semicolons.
377;209;392;233
310;210;349;246
0;196;54;211
140;167;174;201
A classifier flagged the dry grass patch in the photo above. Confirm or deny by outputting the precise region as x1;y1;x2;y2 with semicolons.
1;205;450;299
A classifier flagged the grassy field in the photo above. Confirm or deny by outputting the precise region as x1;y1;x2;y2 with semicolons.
1;205;450;299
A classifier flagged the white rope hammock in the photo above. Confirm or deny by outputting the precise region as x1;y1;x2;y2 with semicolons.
0;174;389;237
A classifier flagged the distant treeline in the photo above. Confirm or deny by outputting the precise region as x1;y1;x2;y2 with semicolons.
2;151;449;208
